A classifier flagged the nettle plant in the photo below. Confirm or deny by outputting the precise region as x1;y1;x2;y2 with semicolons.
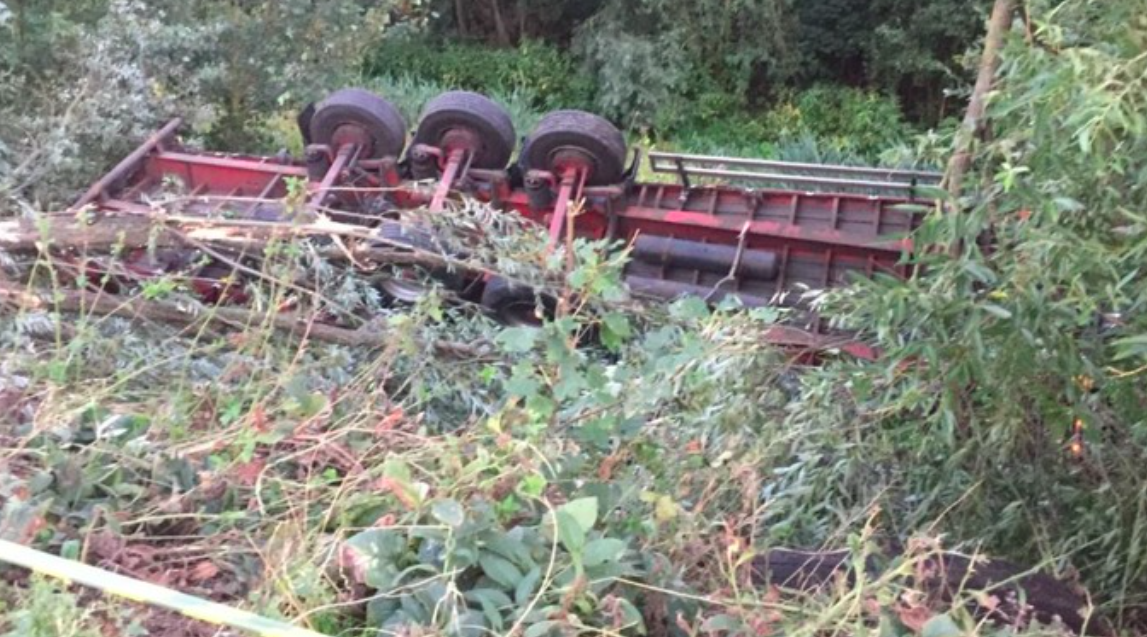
345;494;643;635
338;236;790;636
340;246;648;635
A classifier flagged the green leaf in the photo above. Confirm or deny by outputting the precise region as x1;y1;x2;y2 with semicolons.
877;612;900;637
553;497;598;555
497;326;539;353
465;589;511;630
586;560;629;580
921;613;963;637
669;296;710;321
615;597;644;629
506;362;542;397
515;566;542;605
555;510;587;554
982;303;1012;319
346;528;406;558
455;609;489;637
524;620;561;637
479;552;523;589
60;539;81;561
1114;334;1147;361
558;497;598;533
582;538;627;567
430;498;465;528
464;587;514;609
518;474;547;499
345;529;407;590
484;533;536;569
400;593;431;624
600;312;632;351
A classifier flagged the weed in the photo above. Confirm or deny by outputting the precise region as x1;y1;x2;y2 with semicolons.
0;576;143;637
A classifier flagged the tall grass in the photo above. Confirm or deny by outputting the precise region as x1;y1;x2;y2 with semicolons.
0;202;1106;636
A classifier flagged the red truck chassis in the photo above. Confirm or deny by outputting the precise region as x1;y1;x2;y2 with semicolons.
71;89;940;359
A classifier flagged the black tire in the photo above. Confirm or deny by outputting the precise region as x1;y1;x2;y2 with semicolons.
481;277;555;326
309;88;407;159
520;110;627;186
297;102;316;146
411;91;517;170
376;220;464;303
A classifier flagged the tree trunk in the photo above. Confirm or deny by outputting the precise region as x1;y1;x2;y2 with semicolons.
454;0;468;37
944;0;1016;202
490;0;511;46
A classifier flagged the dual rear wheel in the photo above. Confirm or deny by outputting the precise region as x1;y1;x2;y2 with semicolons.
305;88;627;324
305;88;628;182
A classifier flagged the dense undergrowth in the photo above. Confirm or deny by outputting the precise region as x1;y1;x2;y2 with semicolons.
0;204;1094;637
2;0;1147;635
0;1;935;211
364;37;927;163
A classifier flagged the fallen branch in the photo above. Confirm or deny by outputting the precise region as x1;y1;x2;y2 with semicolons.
0;212;516;285
0;212;443;266
0;281;486;358
0;213;171;253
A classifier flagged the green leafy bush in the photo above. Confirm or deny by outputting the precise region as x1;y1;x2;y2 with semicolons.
366;36;594;111
365;74;543;142
1;577;141;637
0;0;395;209
781;0;1147;622
761;86;916;158
662;86;918;164
573;20;688;131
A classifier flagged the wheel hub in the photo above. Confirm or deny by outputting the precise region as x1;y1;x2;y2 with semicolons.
380;269;433;303
330;124;372;156
438;128;482;167
550;147;596;180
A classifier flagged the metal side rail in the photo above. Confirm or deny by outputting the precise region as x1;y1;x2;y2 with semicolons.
648;151;942;198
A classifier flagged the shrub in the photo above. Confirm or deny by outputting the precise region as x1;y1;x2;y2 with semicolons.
573;22;688;131
761;85;915;158
365;74;544;141
365;36;594;111
0;0;396;209
662;115;776;159
0;577;140;637
662;86;916;164
0;1;190;210
787;0;1147;621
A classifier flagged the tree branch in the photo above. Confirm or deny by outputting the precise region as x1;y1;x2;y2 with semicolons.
0;280;486;358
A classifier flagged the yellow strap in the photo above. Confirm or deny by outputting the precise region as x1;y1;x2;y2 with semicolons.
0;539;328;637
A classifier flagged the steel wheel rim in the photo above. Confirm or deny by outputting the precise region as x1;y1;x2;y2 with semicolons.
380;270;433;303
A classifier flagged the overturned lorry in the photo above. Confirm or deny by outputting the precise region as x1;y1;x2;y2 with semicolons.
59;88;941;357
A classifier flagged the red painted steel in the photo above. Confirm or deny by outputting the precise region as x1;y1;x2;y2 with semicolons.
430;149;466;212
71;118;184;211
78;118;928;358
